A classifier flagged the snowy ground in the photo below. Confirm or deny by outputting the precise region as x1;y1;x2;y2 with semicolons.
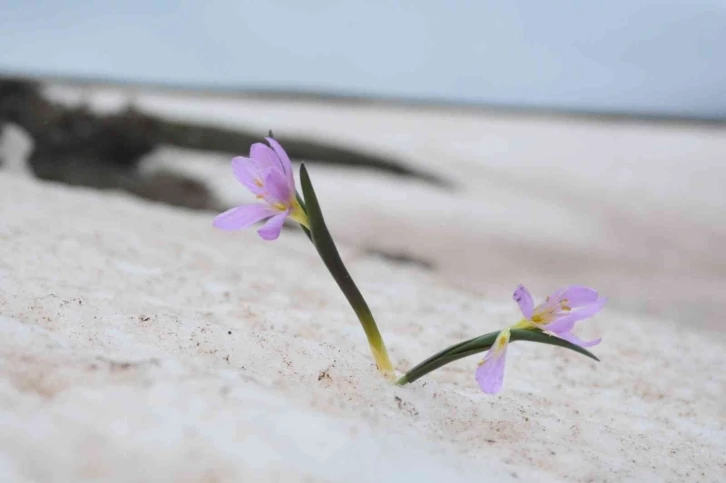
1;85;725;482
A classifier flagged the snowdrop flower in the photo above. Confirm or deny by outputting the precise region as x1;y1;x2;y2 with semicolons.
213;137;308;240
476;285;605;394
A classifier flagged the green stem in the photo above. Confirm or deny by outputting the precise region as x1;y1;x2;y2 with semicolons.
298;166;395;379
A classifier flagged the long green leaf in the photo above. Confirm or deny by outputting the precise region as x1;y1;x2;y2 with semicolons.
299;164;393;373
397;329;599;385
299;164;370;319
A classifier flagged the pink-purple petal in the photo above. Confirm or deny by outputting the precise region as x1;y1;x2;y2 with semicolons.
556;331;602;348
266;137;295;191
231;157;265;195
261;168;293;204
513;284;534;318
559;286;599;307
257;211;289;240
213;204;275;231
533;291;562;313
475;345;509;394
250;143;282;173
542;316;577;335
545;297;607;334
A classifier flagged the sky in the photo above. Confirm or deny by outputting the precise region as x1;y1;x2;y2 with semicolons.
1;1;725;118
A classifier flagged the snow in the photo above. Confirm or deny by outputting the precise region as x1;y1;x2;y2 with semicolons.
1;85;725;481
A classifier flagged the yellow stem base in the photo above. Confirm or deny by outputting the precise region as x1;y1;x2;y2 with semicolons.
371;344;396;382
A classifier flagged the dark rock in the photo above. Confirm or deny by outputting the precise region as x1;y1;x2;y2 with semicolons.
365;248;434;270
0;76;451;211
130;170;216;211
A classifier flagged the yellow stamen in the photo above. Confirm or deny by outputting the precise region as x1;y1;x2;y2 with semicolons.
560;298;571;311
254;178;264;187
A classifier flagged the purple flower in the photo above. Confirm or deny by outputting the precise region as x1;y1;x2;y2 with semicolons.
213;138;308;240
512;284;605;348
476;285;604;394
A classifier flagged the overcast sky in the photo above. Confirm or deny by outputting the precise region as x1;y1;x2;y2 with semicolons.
1;1;725;117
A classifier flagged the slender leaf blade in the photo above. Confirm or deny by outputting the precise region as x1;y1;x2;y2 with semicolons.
299;164;393;373
299;163;373;326
509;329;600;362
397;328;599;385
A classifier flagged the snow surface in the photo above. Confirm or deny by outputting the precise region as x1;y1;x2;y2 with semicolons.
1;85;725;481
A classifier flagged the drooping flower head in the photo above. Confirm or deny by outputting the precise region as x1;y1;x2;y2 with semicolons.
512;284;605;348
213;137;308;240
476;285;604;394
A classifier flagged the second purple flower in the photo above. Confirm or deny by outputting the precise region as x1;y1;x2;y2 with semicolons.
476;284;605;394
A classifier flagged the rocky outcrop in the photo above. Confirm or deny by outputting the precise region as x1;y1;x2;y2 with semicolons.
0;78;449;211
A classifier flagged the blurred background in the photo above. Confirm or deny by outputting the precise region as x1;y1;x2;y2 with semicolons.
0;0;726;119
1;1;725;324
2;1;726;117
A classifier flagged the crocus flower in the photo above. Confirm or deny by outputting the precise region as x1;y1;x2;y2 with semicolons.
511;284;605;348
476;285;604;394
213;137;308;240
